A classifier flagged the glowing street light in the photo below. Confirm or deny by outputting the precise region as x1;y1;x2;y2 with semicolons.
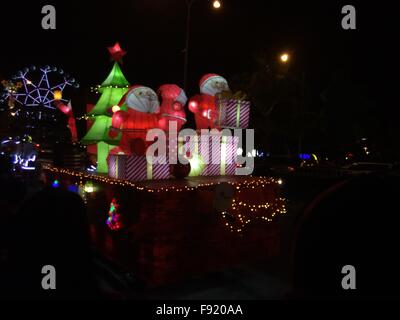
280;53;290;63
213;0;221;9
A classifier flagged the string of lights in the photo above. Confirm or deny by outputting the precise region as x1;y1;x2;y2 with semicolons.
42;164;283;193
90;84;130;94
221;197;286;234
43;164;286;234
76;114;97;120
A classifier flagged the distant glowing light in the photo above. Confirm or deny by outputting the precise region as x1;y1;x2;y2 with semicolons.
311;154;318;162
26;80;32;85
247;149;257;158
277;179;283;185
52;180;60;188
53;90;62;100
280;53;289;63
21;166;35;171
213;0;221;9
87;165;97;173
68;185;79;193
84;181;94;193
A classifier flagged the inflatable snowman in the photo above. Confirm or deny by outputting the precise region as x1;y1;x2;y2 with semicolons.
188;74;230;130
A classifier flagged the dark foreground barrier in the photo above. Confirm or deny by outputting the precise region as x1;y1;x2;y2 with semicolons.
44;166;286;287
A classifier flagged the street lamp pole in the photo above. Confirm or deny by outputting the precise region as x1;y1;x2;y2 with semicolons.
298;71;306;155
183;0;195;92
183;0;221;92
278;52;306;155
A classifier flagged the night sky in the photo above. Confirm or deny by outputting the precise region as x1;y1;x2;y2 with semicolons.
0;1;396;115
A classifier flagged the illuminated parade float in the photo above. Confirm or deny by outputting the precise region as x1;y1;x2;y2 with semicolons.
2;44;286;287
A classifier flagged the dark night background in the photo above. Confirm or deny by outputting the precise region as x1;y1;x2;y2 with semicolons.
0;0;398;158
2;1;400;301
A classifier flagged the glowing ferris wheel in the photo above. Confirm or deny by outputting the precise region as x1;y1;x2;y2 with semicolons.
1;65;79;109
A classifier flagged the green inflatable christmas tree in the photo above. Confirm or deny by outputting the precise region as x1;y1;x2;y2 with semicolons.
81;43;130;173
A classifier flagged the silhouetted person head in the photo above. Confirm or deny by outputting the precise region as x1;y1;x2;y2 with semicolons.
292;174;400;299
3;188;99;299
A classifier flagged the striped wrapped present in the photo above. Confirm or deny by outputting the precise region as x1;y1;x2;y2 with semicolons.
108;155;147;181
108;154;171;181
217;99;251;129
225;163;237;175
203;164;221;176
196;134;239;176
180;135;196;158
198;134;211;165
149;155;171;180
224;136;239;165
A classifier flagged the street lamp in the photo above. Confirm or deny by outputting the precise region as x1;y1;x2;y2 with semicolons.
183;0;221;91
213;0;222;9
276;51;306;154
280;53;290;63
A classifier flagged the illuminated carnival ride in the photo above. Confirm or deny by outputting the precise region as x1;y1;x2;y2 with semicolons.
0;65;82;173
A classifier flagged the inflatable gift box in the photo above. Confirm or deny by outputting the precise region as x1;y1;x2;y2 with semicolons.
188;135;239;176
108;154;170;181
225;163;237;175
217;98;251;129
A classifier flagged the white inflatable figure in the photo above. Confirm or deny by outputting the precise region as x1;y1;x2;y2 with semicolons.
199;74;230;96
124;85;160;113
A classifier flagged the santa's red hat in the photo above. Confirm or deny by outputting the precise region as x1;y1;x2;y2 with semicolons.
158;84;187;106
118;85;142;107
199;74;220;88
199;74;229;96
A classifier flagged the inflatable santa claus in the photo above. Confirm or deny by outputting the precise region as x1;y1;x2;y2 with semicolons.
188;74;230;130
109;85;160;155
157;84;187;132
109;84;188;155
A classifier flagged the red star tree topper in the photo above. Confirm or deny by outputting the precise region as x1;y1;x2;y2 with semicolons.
108;42;127;63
